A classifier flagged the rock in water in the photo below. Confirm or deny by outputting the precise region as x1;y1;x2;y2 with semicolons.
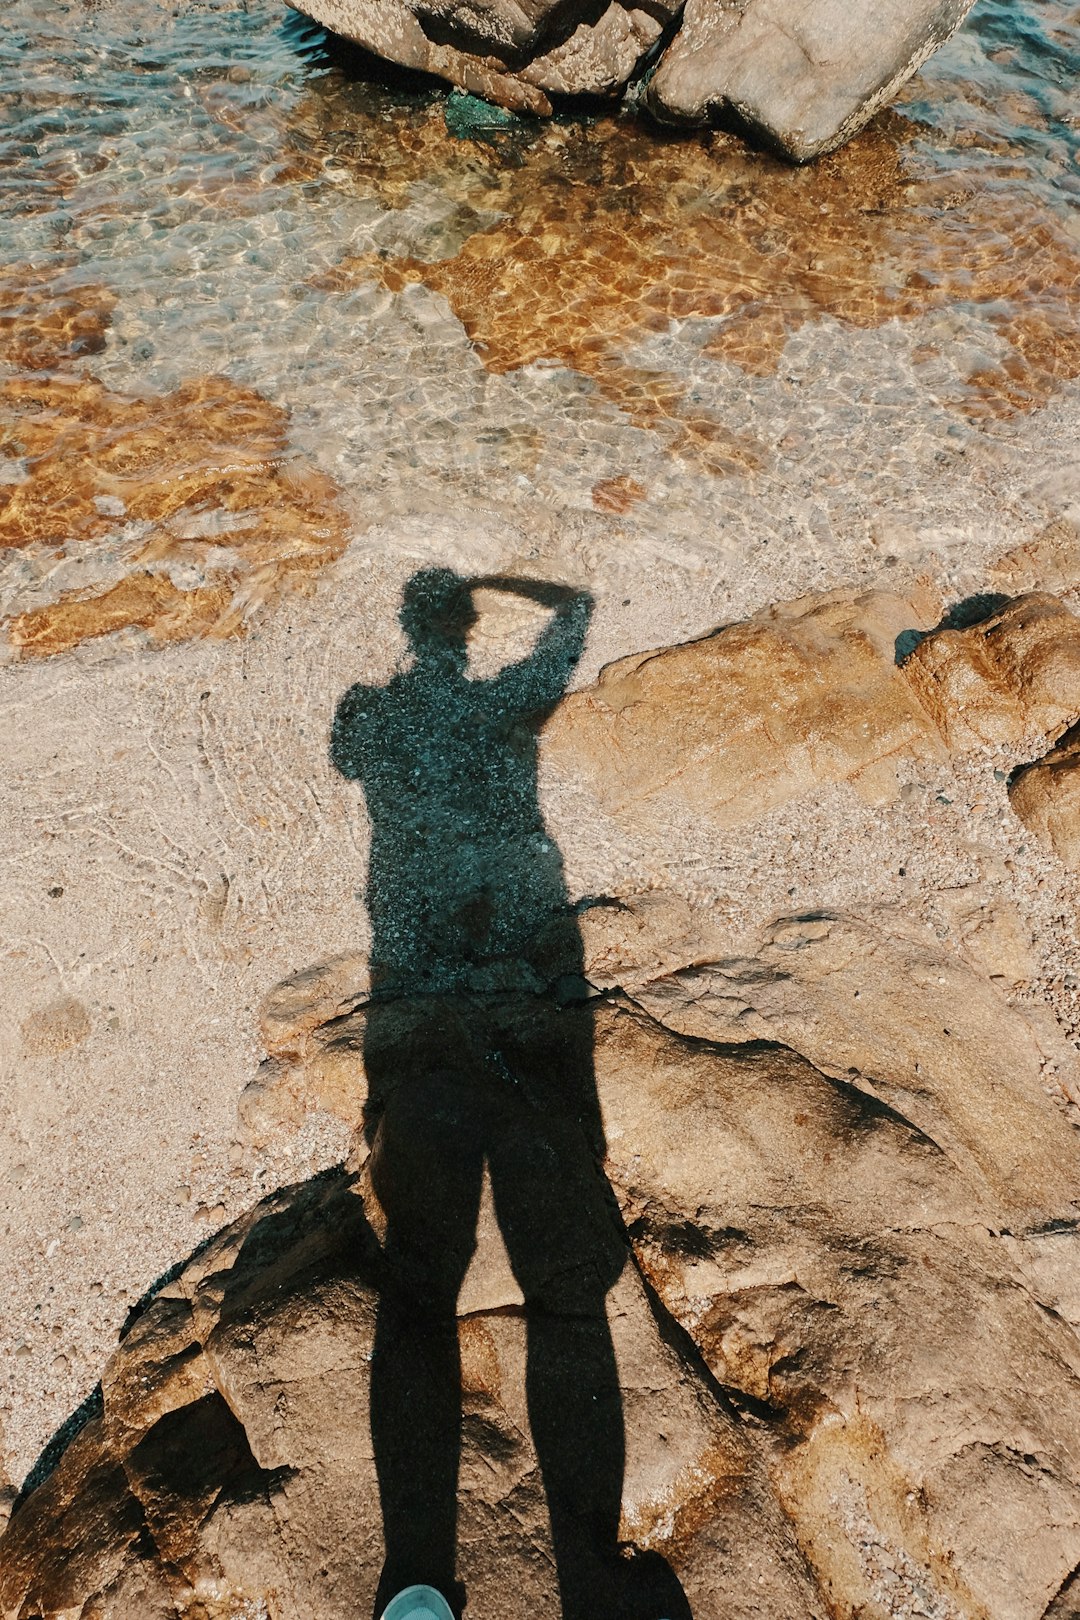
293;0;975;149
644;0;978;157
294;0;679;112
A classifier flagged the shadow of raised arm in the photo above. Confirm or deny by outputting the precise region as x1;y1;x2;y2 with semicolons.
471;576;594;720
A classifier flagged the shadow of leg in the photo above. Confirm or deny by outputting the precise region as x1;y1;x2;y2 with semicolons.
370;1293;463;1615
368;1066;482;1620
526;1308;623;1620
490;1066;695;1620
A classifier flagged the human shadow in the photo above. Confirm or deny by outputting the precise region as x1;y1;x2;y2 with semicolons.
330;569;690;1620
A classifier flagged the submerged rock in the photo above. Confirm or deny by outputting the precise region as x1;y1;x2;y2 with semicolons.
444;88;522;139
294;0;977;156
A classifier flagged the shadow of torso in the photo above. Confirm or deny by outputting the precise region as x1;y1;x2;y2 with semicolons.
330;580;600;1145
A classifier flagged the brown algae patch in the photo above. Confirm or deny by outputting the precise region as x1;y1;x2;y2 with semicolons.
591;474;646;513
0;275;351;659
10;572;238;660
307;97;1080;438
0;268;117;372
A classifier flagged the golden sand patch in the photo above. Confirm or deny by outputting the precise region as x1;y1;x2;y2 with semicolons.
0;267;117;372
305;98;1080;436
0;277;350;659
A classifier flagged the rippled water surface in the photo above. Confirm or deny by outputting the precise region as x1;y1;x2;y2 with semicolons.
2;0;1078;655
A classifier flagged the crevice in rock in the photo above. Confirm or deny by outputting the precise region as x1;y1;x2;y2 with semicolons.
1043;1556;1080;1620
617;1187;777;1428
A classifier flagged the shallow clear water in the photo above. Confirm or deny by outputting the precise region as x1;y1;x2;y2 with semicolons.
1;0;1078;656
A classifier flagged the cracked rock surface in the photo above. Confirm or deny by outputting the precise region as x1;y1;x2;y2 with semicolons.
5;915;1080;1617
296;0;978;157
5;583;1080;1620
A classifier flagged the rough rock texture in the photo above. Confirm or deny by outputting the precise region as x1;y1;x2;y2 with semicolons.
519;4;670;99
6;577;1080;1615
295;0;975;148
543;586;1080;832
295;0;679;111
544;584;947;826
9;898;1079;1618
293;0;552;113
646;0;978;159
0;1125;823;1619
1010;723;1080;873
990;520;1080;599
903;592;1080;752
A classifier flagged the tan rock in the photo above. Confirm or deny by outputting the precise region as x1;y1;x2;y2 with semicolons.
592;993;1080;1620
578;890;732;992
12;889;1079;1619
901;592;1080;751
294;0;555;113
933;888;1037;985
544;584;946;829
545;589;1080;838
259;952;371;1060
645;0;977;160
0;1165;822;1619
1009;723;1080;871
631;909;1080;1223
279;963;1080;1617
520;4;667;97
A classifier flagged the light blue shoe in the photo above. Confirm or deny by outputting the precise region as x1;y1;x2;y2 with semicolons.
380;1587;455;1620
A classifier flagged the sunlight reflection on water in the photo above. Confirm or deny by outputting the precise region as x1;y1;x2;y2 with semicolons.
1;0;1078;656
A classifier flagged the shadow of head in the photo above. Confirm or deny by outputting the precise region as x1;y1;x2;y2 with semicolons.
400;568;477;662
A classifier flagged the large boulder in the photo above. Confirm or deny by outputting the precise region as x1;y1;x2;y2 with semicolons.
7;924;1080;1617
543;584;948;831
0;1129;824;1618
645;0;978;159
17;894;1079;1619
542;586;1080;838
